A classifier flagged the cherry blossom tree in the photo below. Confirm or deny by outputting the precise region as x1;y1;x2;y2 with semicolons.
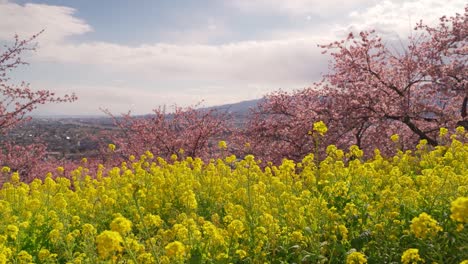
415;8;467;129
241;7;466;163
103;105;232;162
237;88;338;164
0;32;77;182
320;6;466;148
1;32;76;132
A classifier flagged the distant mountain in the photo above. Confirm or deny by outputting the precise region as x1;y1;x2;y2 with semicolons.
199;98;263;127
30;98;263;120
204;98;262;115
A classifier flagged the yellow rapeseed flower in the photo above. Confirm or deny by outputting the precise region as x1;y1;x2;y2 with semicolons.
349;145;364;158
346;251;367;264
6;225;18;240
236;249;248;259
143;214;163;228
71;216;81;226
0;244;11;263
338;224;349;241
165;241;186;258
218;140;227;150
227;220;245;238
450;197;468;223
82;223;97;237
110;215;133;235
439;127;449;137
0;128;465;263
290;230;304;243
401;248;424;264
455;126;465;134
313;121;328;136
56;166;65;174
138;252;155;264
17;251;33;263
10;172;20;183
0;253;7;264
96;230;123;259
108;143;116;152
144;150;154;159
49;229;61;243
391;134;400;143
181;190;198;210
410;212;442;239
38;249;51;261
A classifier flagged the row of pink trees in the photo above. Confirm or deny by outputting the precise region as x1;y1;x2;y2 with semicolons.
1;7;466;181
106;4;465;165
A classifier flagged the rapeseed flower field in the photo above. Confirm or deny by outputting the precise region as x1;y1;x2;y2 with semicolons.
0;125;467;263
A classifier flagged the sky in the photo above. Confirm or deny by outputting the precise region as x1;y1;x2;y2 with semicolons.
1;0;466;115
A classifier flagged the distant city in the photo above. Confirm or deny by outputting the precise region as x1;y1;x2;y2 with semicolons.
1;99;260;160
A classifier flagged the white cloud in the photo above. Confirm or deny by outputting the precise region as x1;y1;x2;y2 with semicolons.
0;1;326;87
227;0;375;16
35;84;170;115
1;0;465;115
0;1;91;44
340;0;466;38
157;17;231;45
228;0;466;43
34;82;283;115
35;38;327;84
254;0;466;42
1;1;327;114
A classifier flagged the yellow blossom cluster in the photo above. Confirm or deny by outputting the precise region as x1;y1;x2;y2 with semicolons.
312;120;328;136
401;248;424;264
0;128;466;263
451;197;468;223
346;251;367;264
410;212;443;239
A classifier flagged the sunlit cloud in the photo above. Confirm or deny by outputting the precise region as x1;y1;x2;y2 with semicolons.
227;0;375;16
1;0;465;115
341;0;466;38
0;1;90;44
